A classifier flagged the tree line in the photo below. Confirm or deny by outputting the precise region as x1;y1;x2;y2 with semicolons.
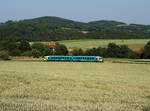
0;40;150;60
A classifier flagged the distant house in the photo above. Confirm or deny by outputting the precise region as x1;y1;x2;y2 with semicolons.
81;31;89;34
48;42;56;51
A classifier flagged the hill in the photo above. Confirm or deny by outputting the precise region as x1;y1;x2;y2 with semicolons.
0;16;150;41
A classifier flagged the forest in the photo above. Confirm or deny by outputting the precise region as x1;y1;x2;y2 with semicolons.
0;16;150;41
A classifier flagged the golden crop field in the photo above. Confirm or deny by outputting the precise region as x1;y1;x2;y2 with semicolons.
0;61;150;111
58;39;150;51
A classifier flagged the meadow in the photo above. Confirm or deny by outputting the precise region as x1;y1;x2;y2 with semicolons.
0;60;150;111
58;39;150;51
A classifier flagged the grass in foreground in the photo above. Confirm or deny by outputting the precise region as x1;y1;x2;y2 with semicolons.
0;61;150;111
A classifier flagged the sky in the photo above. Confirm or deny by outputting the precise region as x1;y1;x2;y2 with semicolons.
0;0;150;24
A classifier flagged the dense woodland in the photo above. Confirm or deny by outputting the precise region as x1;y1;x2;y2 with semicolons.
0;40;150;60
0;16;150;41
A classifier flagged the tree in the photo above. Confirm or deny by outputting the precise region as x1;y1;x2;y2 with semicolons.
106;43;120;57
118;45;131;58
21;51;32;57
71;48;84;56
143;41;150;59
19;40;31;52
85;48;98;56
32;49;41;58
31;43;46;52
0;41;21;56
0;51;10;60
43;48;54;56
106;43;135;58
9;49;21;56
96;47;107;57
54;44;68;55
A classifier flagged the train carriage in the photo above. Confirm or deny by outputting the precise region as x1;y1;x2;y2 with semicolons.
44;56;103;62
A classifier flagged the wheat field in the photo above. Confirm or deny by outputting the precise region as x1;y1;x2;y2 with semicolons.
0;61;150;111
58;39;150;51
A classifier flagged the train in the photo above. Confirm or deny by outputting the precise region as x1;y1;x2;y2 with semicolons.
44;56;104;62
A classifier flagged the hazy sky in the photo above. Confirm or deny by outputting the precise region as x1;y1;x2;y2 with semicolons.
0;0;150;24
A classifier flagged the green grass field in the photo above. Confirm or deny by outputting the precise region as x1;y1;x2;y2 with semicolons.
58;39;150;51
0;61;150;111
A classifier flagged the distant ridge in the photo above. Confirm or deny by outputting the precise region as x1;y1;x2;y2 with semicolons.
0;16;150;41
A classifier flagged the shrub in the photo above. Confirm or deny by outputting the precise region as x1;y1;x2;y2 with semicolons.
106;43;120;58
85;48;98;56
143;41;150;59
31;43;46;52
19;40;31;52
128;51;139;59
0;51;10;60
21;51;32;57
9;49;21;56
43;48;54;56
32;49;41;58
95;47;107;57
71;48;84;56
54;43;68;55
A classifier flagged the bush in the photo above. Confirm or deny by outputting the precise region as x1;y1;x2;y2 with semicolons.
43;48;54;56
143;41;150;59
71;48;84;56
128;52;139;59
106;43;120;58
9;49;21;56
0;51;10;60
19;40;31;52
54;43;68;55
95;47;107;57
105;43;136;58
85;48;98;56
21;51;32;57
31;43;46;52
32;49;41;58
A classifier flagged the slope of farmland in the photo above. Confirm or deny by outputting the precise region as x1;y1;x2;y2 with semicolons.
58;39;150;53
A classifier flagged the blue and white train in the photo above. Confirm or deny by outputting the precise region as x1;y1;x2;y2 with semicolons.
44;56;103;62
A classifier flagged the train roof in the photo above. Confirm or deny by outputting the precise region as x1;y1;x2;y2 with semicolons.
46;56;102;58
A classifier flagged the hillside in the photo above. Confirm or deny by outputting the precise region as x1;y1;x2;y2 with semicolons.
0;16;150;41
